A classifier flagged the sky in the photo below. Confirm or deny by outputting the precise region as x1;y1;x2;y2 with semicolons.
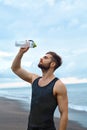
0;0;87;84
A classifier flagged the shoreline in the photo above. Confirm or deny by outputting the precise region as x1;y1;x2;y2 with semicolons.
0;97;87;130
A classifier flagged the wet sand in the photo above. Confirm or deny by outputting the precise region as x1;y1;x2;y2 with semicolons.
0;97;86;130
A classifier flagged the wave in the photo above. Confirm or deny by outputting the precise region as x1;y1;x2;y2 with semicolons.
69;103;87;112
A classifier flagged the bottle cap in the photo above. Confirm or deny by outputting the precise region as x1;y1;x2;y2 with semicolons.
33;43;37;48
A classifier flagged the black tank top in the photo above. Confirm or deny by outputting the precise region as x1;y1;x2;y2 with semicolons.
29;77;58;128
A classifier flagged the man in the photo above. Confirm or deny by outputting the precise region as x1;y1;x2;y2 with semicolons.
11;47;68;130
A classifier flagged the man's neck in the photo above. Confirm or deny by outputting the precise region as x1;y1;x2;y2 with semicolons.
41;70;55;80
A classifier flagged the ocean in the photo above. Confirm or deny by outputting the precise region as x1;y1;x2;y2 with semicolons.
0;78;87;128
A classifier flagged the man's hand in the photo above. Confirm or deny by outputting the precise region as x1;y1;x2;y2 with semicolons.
19;46;29;54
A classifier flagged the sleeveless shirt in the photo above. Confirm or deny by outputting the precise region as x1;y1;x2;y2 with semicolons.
29;77;58;128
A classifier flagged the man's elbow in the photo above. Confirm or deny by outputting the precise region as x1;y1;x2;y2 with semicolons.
11;65;15;72
11;65;19;74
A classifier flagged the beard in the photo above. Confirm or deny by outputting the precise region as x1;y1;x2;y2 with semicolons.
38;62;51;71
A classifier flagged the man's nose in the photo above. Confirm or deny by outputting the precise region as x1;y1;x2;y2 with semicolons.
40;58;43;62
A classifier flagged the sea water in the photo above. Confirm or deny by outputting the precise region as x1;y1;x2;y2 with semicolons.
0;78;87;127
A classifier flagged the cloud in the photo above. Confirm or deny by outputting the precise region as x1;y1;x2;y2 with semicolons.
22;61;32;68
80;23;87;29
72;48;87;55
0;0;87;82
68;18;80;27
0;51;13;71
2;0;28;8
0;81;29;88
2;0;57;8
2;0;46;9
61;77;87;84
46;0;56;6
0;51;13;57
60;0;87;11
0;60;11;71
0;0;87;41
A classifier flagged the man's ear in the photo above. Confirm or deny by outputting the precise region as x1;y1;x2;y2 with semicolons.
51;61;56;68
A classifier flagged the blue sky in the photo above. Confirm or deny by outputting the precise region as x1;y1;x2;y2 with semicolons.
0;0;87;84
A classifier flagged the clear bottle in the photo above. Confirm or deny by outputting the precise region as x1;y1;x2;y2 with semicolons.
15;40;37;48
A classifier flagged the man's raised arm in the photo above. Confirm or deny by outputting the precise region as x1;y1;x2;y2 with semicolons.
11;47;38;83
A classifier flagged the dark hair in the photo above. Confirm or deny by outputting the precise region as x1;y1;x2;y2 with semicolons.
46;51;62;70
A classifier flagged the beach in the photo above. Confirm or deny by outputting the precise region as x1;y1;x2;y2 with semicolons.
0;97;86;130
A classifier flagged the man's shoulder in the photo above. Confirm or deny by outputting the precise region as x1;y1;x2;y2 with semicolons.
32;74;40;83
54;79;67;94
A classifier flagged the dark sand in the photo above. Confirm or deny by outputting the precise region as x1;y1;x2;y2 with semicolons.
0;97;86;130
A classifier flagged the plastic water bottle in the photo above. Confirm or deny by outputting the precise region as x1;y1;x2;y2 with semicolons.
15;40;37;48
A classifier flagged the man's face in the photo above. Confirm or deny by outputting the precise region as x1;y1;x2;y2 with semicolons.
38;54;53;70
